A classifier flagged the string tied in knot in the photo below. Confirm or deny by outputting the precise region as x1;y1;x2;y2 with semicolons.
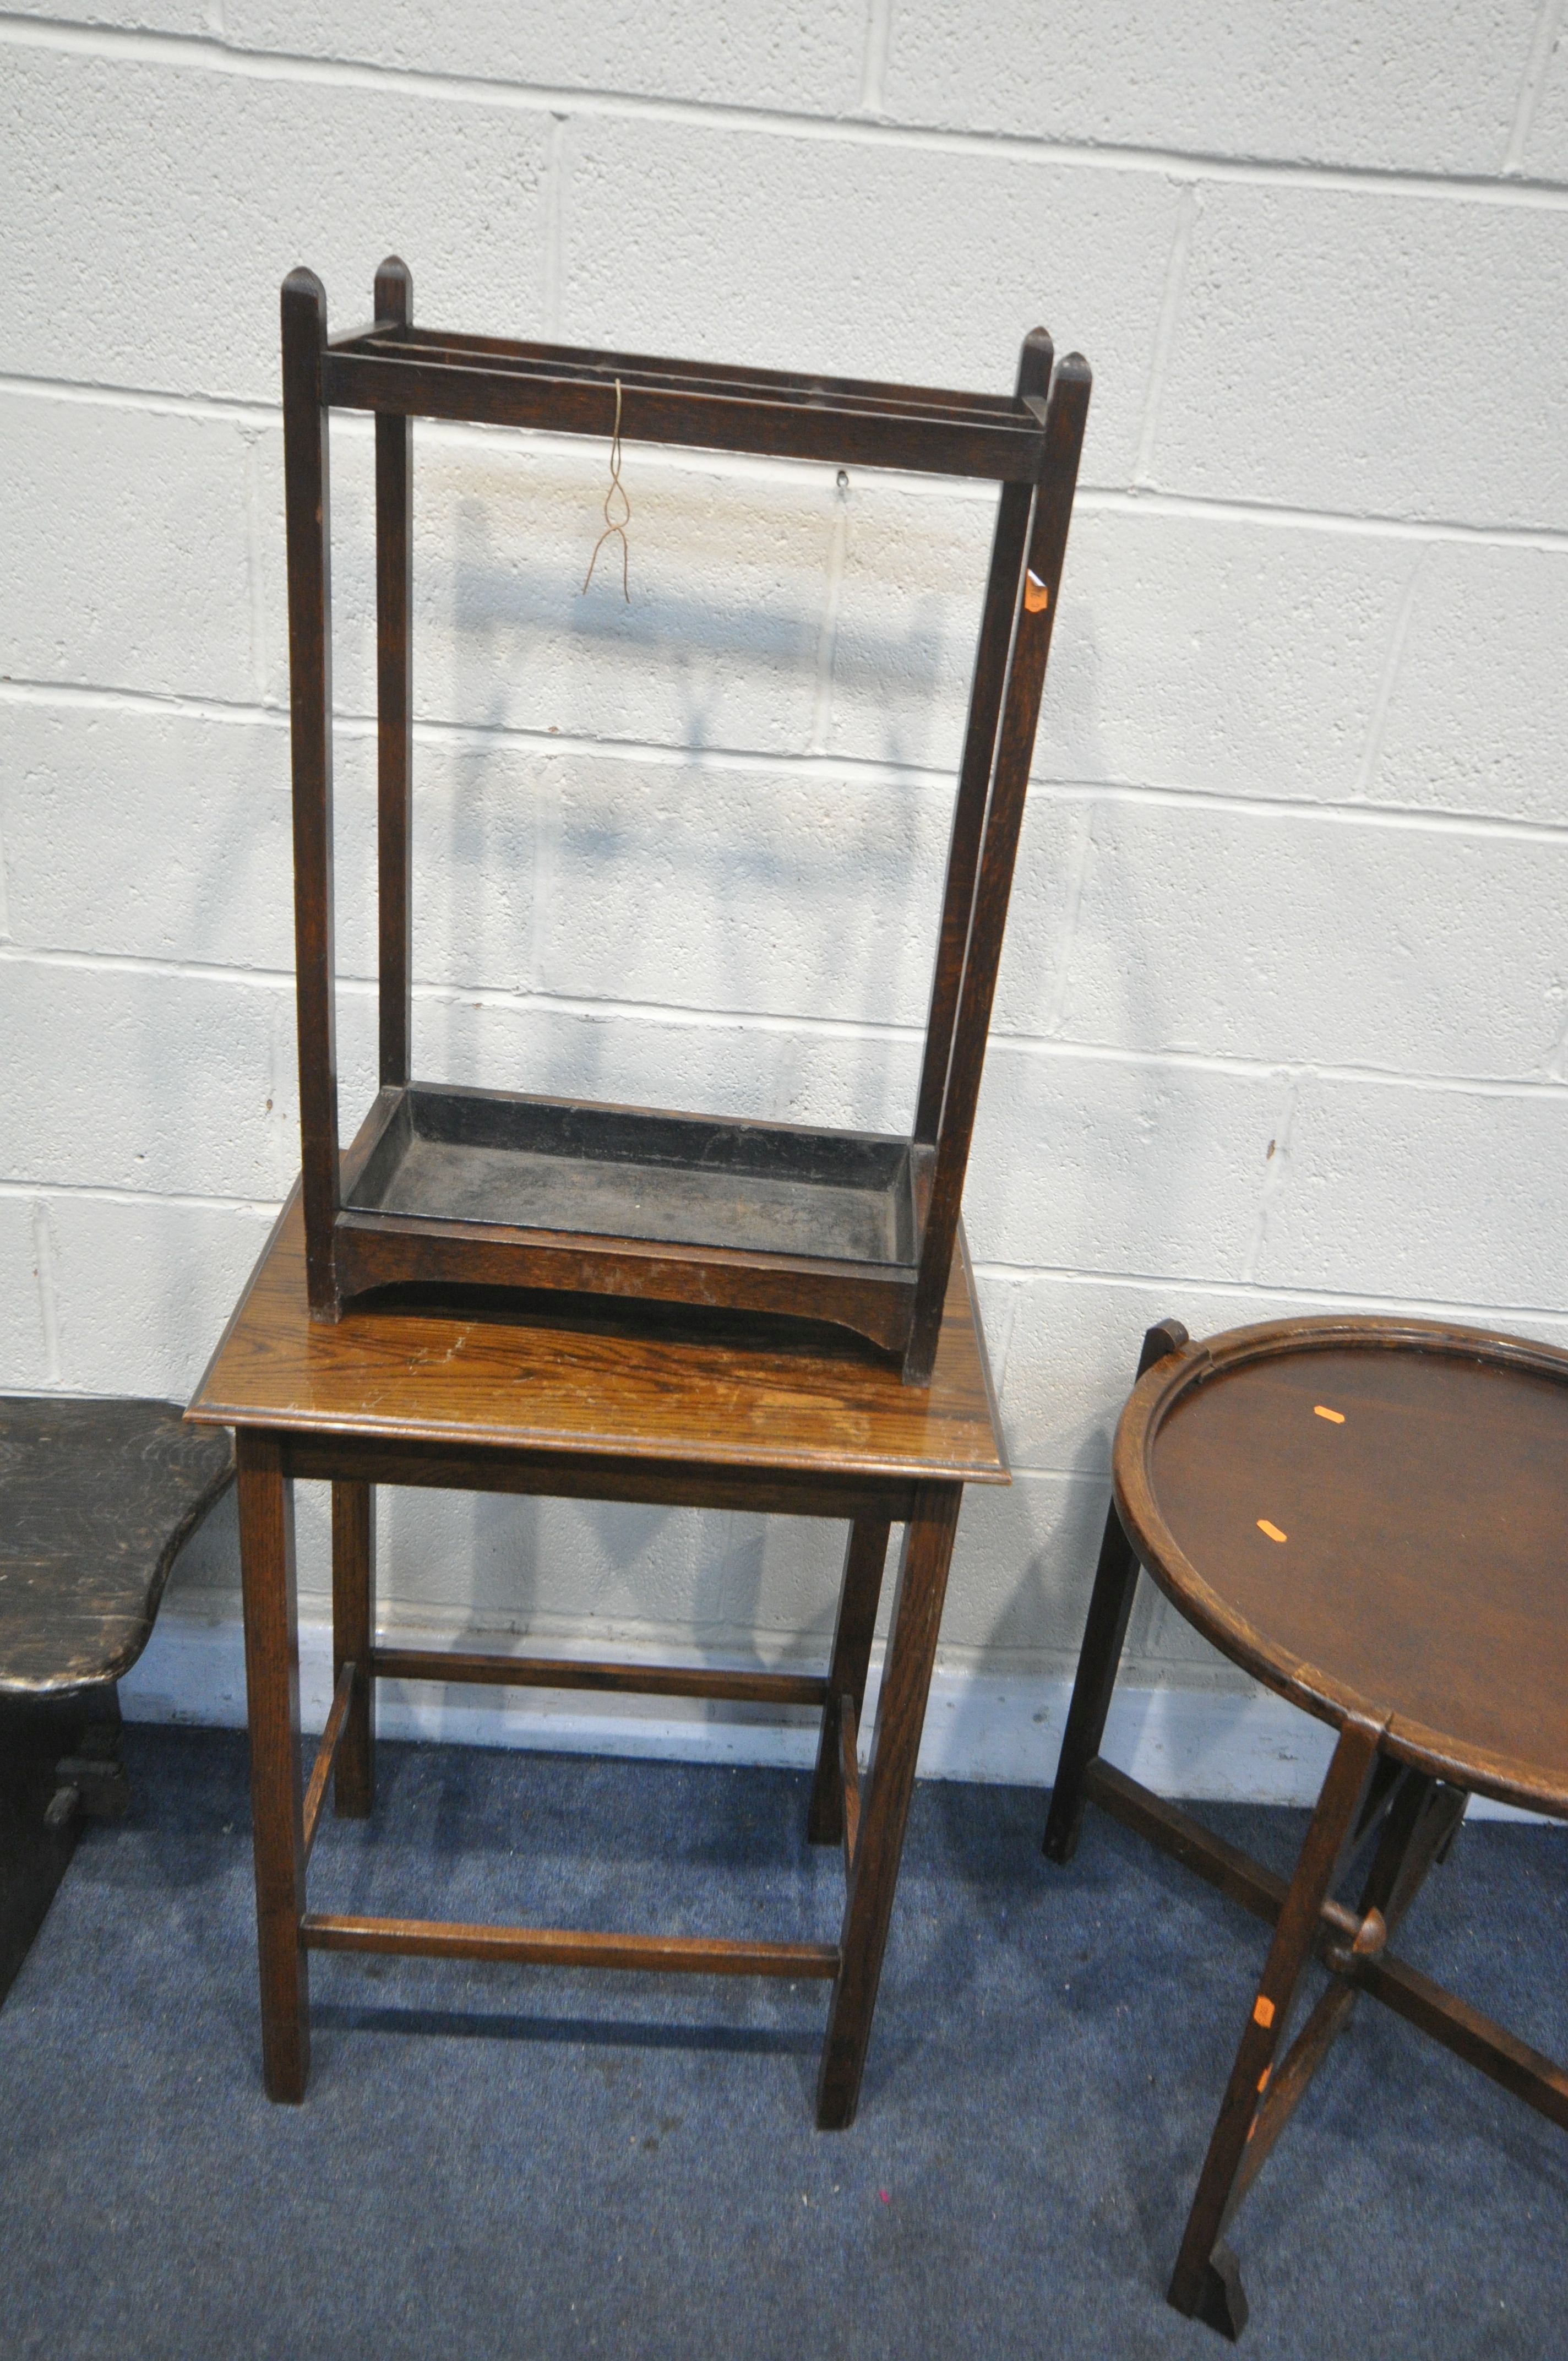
582;377;631;602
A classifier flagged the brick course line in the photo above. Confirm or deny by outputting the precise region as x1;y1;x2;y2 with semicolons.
3;941;1567;1100
5;12;1568;209
5;1173;1565;1334
29;1199;62;1383
0;1178;283;1215
7;373;1568;550
1134;186;1199;486
966;1259;1568;1330
6;677;1568;847
1503;0;1568;173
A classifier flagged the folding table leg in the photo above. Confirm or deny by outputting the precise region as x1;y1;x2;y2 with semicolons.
1167;1711;1386;2338
331;1479;376;1817
807;1519;891;1846
816;1481;961;2130
1222;1771;1466;2215
237;1430;310;2102
1042;1318;1188;1863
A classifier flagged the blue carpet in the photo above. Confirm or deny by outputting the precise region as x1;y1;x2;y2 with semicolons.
1;1727;1564;2358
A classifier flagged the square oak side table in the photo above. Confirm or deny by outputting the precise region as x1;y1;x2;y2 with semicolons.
187;1188;1006;2128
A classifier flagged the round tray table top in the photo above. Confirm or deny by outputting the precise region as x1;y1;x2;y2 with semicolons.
1113;1317;1568;1819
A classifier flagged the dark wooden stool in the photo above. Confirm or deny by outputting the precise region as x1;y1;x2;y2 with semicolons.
186;1188;1005;2127
0;1397;234;2000
1043;1315;1568;2340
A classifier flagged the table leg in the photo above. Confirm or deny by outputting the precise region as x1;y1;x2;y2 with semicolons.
1218;1771;1466;2224
331;1479;376;1816
807;1519;891;1846
816;1481;961;2130
1043;1318;1188;1864
1167;1711;1385;2338
237;1430;309;2102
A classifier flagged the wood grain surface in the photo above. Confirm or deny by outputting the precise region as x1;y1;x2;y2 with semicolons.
293;272;1088;1383
321;346;1044;480
187;1187;1006;1486
1114;1315;1568;1816
1;1399;234;1694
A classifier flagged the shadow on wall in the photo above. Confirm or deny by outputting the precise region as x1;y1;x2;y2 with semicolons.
970;594;1258;1682
346;442;989;1654
412;453;983;1139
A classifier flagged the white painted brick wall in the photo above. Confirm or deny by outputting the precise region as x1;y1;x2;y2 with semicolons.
542;752;950;1028
0;701;293;966
1369;543;1568;824
260;421;843;747
1528;32;1568;175
411;997;923;1140
1151;184;1568;526
878;2;1540;175
0;1199;54;1388
0;393;259;703
1039;796;1568;1076
5;3;1568;1791
967;1046;1292;1276
561;116;1178;487
4;45;553;401
46;1194;278;1396
1254;1078;1568;1304
228;2;869;116
1039;510;1414;801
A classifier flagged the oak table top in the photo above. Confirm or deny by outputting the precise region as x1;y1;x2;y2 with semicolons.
187;1188;1008;1489
1114;1315;1568;1819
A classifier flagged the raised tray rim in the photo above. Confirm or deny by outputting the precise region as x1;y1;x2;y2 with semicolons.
343;1081;923;1272
1113;1314;1568;1820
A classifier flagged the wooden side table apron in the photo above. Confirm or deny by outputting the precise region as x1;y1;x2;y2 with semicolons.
188;1194;1006;2129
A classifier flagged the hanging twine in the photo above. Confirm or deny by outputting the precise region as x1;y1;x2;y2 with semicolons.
582;377;631;602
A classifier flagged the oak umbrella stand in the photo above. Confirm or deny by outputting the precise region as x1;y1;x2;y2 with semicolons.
282;258;1089;1381
1043;1315;1568;2340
